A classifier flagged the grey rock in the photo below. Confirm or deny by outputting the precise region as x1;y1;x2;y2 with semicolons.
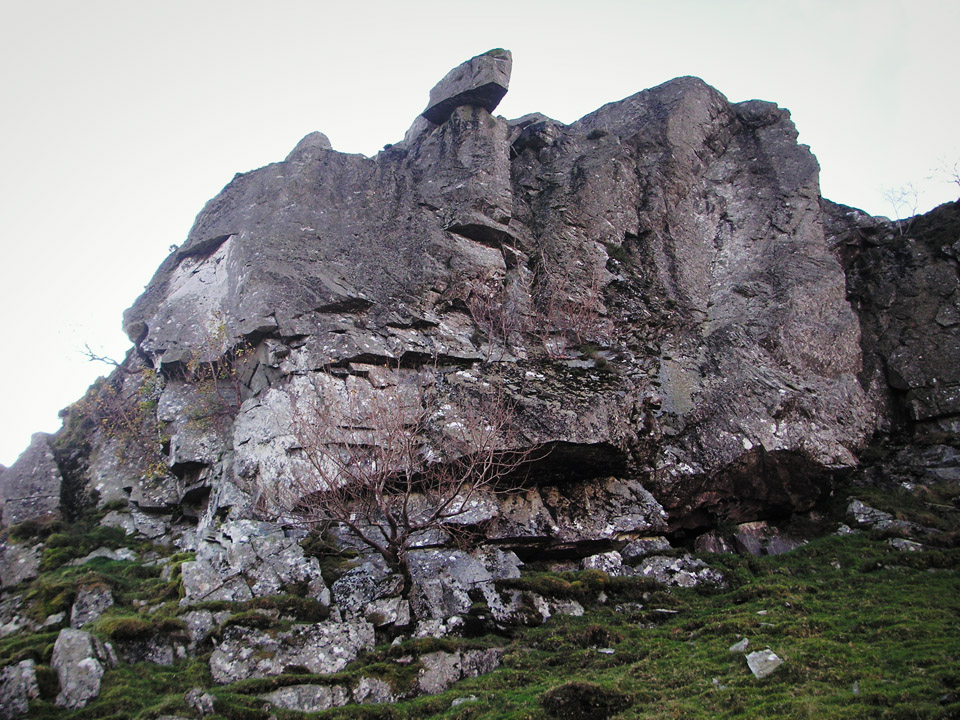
209;620;374;684
185;687;216;716
353;676;395;704
408;547;522;620
889;538;924;552
746;648;784;679
52;628;117;709
826;199;960;442
70;584;114;628
416;648;503;695
117;56;878;544
68;546;137;566
260;683;349;712
728;637;749;653
0;541;41;589
0;660;39;720
421;49;512;124
634;554;724;588
416;651;462;695
180;519;329;605
331;560;399;614
621;536;672;562
0;433;62;527
364;596;411;627
580;551;623;575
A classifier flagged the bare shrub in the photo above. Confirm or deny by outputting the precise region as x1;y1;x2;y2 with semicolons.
267;366;540;595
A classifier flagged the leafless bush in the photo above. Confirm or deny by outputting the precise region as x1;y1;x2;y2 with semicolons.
534;258;611;358
268;366;540;594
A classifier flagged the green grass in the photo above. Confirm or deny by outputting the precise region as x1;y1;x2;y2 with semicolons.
4;481;959;719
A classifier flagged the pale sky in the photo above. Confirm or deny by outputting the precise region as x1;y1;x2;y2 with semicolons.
1;0;958;466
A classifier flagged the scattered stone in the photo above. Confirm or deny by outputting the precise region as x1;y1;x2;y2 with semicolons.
889;538;924;552
421;49;512;124
417;651;462;695
352;676;395;704
0;660;39;720
452;695;478;707
729;638;749;653
745;648;784;679
70;584;114;628
52;628;117;709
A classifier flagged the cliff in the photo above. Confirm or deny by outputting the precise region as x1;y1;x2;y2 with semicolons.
0;50;957;716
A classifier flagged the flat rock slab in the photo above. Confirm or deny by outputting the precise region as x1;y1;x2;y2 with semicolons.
746;648;783;679
422;49;511;124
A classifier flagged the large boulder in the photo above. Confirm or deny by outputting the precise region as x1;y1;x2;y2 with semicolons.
51;628;117;709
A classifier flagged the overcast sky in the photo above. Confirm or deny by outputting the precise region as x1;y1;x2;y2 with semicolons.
1;0;957;466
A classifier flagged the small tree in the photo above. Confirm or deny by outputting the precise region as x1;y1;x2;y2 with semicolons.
271;367;539;596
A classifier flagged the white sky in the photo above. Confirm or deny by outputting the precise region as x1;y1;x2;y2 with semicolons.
1;0;958;466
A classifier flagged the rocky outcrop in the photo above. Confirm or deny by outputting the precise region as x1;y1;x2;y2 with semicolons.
0;434;62;527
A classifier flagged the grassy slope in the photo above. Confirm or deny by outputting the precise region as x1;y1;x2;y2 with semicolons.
2;483;958;720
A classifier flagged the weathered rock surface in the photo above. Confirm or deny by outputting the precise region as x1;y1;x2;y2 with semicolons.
260;683;350;712
632;554;724;587
0;540;41;589
209;620;374;683
0;434;62;527
70;584;114;628
51;628;117;709
421;49;512;125
826;199;960;441
0;660;39;720
746;648;784;679
180;520;329;604
111;52;884;558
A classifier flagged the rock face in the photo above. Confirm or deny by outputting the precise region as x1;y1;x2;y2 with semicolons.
0;434;62;527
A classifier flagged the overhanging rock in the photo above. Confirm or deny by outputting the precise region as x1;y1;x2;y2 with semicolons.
421;48;512;124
